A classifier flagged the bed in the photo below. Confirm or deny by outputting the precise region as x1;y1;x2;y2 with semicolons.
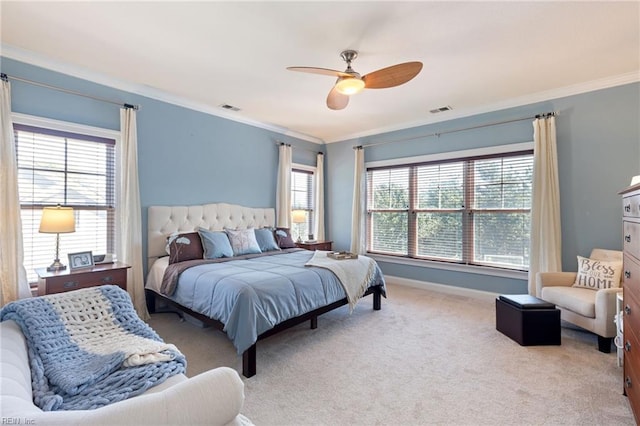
145;202;386;377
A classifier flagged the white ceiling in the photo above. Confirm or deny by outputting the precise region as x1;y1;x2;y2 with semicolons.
1;1;639;143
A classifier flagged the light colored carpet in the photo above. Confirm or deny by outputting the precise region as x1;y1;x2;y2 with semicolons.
148;283;635;425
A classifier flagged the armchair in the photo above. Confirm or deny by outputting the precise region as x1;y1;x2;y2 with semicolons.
536;248;623;353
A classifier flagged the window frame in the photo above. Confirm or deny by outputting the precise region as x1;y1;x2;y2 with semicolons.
365;142;534;279
12;113;120;283
291;163;316;241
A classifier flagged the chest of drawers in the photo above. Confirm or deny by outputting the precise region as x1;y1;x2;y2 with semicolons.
621;182;640;423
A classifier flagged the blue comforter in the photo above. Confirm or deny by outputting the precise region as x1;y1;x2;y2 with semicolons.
166;250;386;355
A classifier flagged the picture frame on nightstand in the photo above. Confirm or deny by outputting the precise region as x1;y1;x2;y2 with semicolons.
68;251;94;270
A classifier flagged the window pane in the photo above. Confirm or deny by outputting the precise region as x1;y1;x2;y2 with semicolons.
290;168;314;240
416;212;463;260
21;209;112;283
370;212;407;255
474;212;530;269
416;163;464;209
15;124;116;283
474;155;533;209
369;168;409;209
366;150;532;271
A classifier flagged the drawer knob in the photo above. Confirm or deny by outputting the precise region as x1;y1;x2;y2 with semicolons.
626;204;632;212
626;377;633;388
625;234;632;243
63;281;79;289
101;275;114;284
625;270;632;279
625;305;632;315
626;340;632;352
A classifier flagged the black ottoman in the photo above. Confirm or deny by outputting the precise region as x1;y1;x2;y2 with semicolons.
496;294;561;346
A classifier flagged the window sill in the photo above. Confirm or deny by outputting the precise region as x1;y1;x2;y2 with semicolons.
368;253;528;280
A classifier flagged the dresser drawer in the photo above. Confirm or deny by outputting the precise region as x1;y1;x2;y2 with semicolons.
624;286;640;342
624;193;640;218
624;220;640;260
40;268;127;295
624;254;640;289
625;326;640;422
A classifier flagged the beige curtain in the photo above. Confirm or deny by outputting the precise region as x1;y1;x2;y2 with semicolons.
350;146;366;254
0;78;31;305
117;107;148;319
313;152;325;240
529;116;562;295
276;143;292;228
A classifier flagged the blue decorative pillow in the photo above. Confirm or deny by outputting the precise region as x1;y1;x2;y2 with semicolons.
225;228;262;256
254;228;281;252
198;228;234;259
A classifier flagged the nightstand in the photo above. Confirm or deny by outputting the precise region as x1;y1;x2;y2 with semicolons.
35;262;130;296
295;241;333;251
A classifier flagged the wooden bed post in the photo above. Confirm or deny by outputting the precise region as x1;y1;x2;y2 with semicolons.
145;289;156;314
373;286;382;311
243;344;257;378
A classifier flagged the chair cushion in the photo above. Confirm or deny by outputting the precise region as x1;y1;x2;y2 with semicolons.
541;286;596;318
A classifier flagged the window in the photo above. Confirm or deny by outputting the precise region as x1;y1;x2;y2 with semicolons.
15;121;116;283
367;150;533;271
291;166;314;241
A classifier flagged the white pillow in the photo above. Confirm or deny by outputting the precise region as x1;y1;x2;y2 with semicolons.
572;255;622;290
224;228;262;256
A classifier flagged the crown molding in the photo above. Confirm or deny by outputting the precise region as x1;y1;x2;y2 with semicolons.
325;70;640;143
1;44;325;144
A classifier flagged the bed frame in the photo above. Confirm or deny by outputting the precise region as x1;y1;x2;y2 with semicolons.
146;202;383;378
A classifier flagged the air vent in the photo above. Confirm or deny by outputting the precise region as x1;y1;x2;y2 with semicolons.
219;104;241;112
429;105;452;114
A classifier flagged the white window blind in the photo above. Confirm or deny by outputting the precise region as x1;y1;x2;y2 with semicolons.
291;168;314;241
367;150;533;271
15;124;116;283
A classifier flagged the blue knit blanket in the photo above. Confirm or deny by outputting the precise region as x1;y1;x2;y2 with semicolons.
0;285;186;411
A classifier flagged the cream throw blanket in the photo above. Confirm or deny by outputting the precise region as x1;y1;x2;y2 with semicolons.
305;251;376;311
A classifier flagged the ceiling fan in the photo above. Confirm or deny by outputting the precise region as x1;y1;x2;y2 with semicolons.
287;50;423;110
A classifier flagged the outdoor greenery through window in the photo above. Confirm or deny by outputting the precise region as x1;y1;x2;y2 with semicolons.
291;167;314;241
15;123;116;283
367;150;534;271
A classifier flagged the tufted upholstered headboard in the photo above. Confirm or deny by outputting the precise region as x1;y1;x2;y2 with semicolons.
147;203;276;260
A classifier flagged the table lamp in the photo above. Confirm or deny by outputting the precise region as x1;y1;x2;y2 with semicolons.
291;210;306;243
39;205;75;271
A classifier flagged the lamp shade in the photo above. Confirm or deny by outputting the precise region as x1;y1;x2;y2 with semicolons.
335;77;365;95
292;210;307;224
39;206;76;234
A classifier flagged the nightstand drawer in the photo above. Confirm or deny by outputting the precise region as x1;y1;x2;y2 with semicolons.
296;241;333;251
36;263;129;296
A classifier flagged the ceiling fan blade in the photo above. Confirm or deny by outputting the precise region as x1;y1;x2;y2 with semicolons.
327;86;349;110
287;66;352;78
363;62;423;89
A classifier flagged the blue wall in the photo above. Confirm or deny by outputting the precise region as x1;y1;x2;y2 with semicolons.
1;57;323;269
327;83;640;293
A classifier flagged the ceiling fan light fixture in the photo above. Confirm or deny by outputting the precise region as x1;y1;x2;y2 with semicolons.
334;77;365;95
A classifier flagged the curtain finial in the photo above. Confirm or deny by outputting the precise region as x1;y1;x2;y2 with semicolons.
1;73;8;82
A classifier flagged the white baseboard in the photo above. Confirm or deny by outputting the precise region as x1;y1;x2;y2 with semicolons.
385;275;499;302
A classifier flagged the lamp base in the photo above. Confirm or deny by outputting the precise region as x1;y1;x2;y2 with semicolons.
47;259;67;272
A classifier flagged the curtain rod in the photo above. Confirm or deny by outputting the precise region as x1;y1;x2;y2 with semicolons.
275;140;324;155
354;111;557;150
1;73;140;110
